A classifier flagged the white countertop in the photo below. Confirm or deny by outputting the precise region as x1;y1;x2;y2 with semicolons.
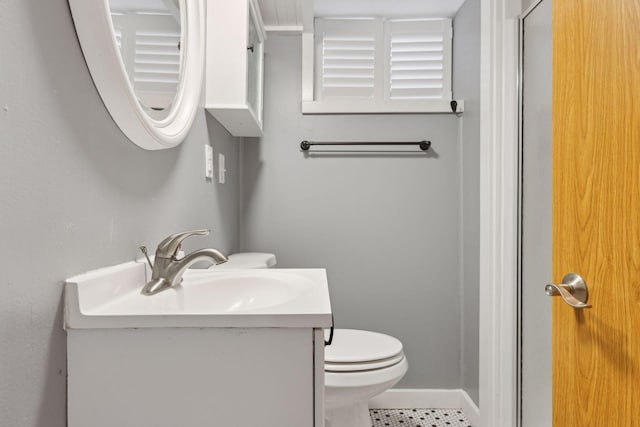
64;261;332;329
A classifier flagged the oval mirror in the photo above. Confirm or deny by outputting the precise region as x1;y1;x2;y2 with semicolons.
68;0;204;150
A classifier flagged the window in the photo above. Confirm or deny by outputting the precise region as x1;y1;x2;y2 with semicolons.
303;17;456;114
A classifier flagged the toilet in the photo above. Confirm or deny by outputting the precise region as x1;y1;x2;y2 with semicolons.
324;328;408;427
210;253;408;427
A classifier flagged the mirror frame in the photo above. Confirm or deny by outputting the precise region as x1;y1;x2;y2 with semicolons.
68;0;204;150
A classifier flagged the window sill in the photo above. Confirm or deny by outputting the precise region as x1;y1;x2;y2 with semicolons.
301;99;464;115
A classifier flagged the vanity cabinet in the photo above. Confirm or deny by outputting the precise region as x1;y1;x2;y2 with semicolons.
205;0;265;137
64;264;331;427
67;328;326;427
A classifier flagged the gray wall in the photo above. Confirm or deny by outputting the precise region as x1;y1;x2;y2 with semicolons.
0;1;241;426
241;35;463;389
522;0;539;13
453;0;481;405
521;0;552;424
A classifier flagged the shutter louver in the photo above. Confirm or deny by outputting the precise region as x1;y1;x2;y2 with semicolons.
111;12;181;111
322;36;376;98
133;22;181;110
388;20;450;100
134;29;181;86
316;19;381;99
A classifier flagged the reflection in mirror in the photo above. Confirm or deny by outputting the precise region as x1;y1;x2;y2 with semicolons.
109;0;182;120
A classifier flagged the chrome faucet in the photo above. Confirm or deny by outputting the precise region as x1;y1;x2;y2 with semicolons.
141;229;228;296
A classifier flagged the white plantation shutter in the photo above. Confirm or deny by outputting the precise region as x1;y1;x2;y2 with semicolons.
132;16;181;110
311;17;453;112
112;13;181;110
134;29;181;86
386;19;452;100
315;19;383;100
322;36;375;97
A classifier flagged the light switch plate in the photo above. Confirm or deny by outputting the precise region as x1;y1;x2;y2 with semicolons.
205;145;214;179
218;153;226;184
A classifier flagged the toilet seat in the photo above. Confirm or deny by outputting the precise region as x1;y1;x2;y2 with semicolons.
325;352;405;372
324;329;405;372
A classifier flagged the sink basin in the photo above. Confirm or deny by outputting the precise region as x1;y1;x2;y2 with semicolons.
64;261;332;329
90;270;315;314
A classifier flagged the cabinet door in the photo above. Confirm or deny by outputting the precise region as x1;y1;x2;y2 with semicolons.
205;0;264;136
68;328;314;427
246;9;263;122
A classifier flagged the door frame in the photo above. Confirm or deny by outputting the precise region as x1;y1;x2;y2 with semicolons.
478;0;520;426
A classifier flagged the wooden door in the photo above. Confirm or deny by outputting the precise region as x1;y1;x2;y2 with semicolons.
552;0;640;425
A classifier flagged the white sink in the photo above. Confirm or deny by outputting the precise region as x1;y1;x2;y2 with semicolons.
64;261;332;329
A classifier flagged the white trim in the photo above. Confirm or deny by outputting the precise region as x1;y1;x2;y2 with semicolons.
302;99;464;114
478;1;520;427
264;25;303;34
300;0;314;102
301;32;315;102
461;391;481;427
369;389;480;426
369;389;464;409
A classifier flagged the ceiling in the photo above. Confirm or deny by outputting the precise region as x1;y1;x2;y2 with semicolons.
257;0;466;31
257;0;306;30
315;0;466;18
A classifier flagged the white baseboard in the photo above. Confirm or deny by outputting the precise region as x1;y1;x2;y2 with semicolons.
369;389;480;426
460;390;480;426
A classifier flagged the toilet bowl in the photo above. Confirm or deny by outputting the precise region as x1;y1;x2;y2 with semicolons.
324;329;408;427
209;254;408;427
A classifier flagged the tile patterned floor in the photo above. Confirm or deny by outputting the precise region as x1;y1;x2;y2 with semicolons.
370;409;472;427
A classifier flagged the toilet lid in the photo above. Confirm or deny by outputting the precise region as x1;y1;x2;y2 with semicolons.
208;253;276;269
325;352;405;372
324;329;404;365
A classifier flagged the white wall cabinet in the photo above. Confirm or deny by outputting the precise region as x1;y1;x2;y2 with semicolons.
206;0;265;137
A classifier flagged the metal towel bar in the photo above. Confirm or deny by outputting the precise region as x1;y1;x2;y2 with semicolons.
300;140;431;152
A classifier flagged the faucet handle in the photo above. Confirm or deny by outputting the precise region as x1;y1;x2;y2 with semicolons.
155;229;210;259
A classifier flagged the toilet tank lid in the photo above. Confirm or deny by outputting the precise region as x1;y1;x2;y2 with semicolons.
210;252;277;269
